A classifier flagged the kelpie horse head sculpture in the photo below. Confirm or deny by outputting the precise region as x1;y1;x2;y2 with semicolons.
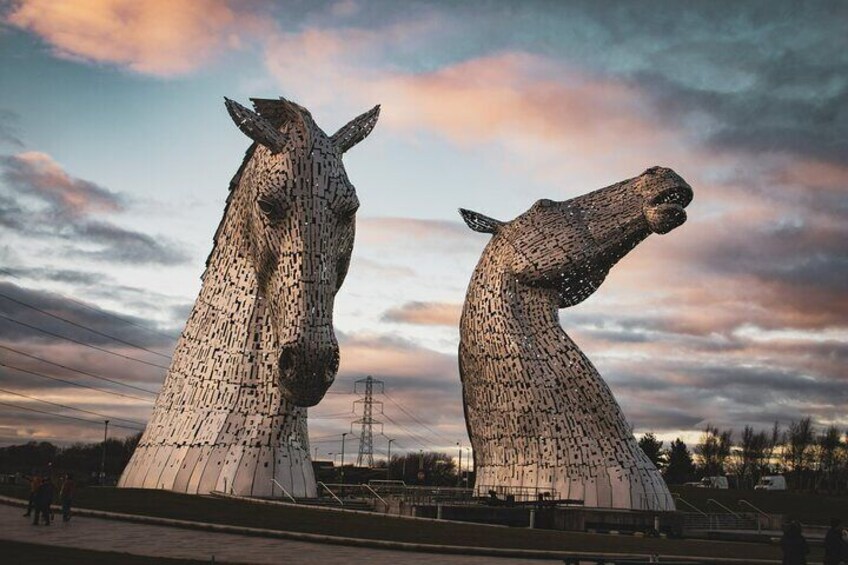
225;97;379;407
458;166;692;511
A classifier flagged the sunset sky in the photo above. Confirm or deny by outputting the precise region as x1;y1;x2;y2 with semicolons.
0;1;845;460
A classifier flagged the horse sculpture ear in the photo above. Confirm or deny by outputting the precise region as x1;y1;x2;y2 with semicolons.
331;105;381;153
459;208;504;234
224;97;290;154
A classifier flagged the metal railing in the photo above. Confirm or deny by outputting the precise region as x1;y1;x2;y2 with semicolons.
682;512;758;531
706;498;743;518
317;481;344;506
475;484;558;503
270;479;297;504
739;499;775;532
672;494;706;516
361;483;389;510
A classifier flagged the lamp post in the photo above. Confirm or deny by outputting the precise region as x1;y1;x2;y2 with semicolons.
100;420;109;485
340;432;349;485
387;438;395;480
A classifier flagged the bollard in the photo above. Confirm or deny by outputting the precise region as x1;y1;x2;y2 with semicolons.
437;504;443;520
528;508;535;529
654;515;660;532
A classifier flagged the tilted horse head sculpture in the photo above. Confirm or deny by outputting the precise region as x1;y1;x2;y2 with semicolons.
224;97;379;406
458;166;692;511
460;166;692;305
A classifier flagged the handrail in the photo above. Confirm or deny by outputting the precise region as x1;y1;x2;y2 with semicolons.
672;493;707;516
317;481;344;506
361;483;388;509
739;499;771;532
368;479;407;487
738;499;769;519
270;479;297;504
706;498;742;518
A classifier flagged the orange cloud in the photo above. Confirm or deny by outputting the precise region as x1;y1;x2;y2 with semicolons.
377;54;656;149
338;333;457;381
2;151;122;215
382;301;461;327
5;0;269;76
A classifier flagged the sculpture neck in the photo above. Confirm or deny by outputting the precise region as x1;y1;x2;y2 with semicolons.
186;193;269;356
460;255;569;356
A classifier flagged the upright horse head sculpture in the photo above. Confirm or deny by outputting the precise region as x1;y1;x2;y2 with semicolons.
224;97;379;407
119;97;379;497
459;167;692;511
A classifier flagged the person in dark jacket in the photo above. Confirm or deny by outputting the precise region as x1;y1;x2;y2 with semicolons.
781;521;809;565
824;518;846;565
60;473;76;522
32;475;54;526
22;473;41;518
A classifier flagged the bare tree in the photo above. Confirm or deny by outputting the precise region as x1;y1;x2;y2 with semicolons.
761;421;782;476
732;426;768;489
816;426;841;493
695;424;733;477
783;417;815;490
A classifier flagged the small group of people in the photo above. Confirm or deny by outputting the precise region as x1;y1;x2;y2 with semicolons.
781;517;848;565
22;472;75;525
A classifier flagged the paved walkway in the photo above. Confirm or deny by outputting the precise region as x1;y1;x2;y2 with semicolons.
0;505;551;564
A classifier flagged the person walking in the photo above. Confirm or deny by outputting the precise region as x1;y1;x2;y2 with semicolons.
781;521;809;565
824;518;846;565
22;473;41;518
60;473;76;522
32;474;54;526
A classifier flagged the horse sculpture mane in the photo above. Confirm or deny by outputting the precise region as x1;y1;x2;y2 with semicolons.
458;166;692;511
119;97;379;497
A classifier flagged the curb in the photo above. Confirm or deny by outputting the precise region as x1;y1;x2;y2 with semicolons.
0;495;781;564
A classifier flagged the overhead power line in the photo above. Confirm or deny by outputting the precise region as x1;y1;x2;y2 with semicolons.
0;269;179;342
383;391;456;444
310;434;361;444
380;411;433;451
0;291;172;360
0;313;170;370
54;293;179;342
0;387;146;427
0;400;144;432
0;361;153;403
0;345;159;395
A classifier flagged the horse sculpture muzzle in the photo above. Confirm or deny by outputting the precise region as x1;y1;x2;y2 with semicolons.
278;338;340;407
640;167;693;234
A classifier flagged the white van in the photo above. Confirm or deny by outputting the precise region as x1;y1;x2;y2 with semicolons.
754;475;787;491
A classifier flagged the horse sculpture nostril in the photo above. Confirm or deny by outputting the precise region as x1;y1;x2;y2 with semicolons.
278;346;296;373
277;342;340;407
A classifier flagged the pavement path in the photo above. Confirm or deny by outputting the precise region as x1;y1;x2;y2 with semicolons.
0;504;552;564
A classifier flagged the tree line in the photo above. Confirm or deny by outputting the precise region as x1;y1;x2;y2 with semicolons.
0;433;141;484
639;418;848;492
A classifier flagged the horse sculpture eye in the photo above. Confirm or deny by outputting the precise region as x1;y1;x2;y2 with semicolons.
257;197;286;222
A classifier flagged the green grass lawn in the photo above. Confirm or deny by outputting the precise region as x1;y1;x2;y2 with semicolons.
669;485;848;525
0;483;807;561
0;539;214;565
